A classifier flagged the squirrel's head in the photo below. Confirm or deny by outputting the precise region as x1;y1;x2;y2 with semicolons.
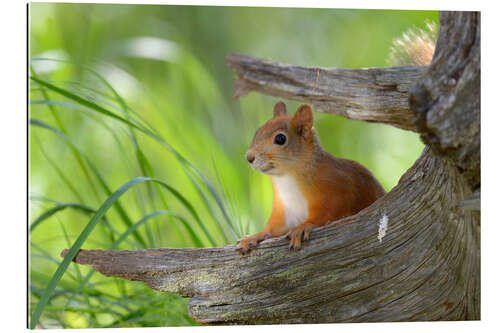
246;101;318;176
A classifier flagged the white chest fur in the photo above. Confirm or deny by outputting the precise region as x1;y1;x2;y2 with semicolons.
274;175;309;229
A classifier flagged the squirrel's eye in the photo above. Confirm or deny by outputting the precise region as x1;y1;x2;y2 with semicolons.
274;133;287;145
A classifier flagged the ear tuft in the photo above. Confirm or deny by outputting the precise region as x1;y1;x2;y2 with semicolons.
291;104;313;131
273;101;287;118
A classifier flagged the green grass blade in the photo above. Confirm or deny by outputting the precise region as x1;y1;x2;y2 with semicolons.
61;208;203;312
31;99;183;245
29;176;152;329
30;76;147;132
30;58;156;132
30;118;147;248
112;210;203;248
30;203;96;232
30;74;232;244
29;200;118;244
32;117;214;247
35;138;84;202
29;175;211;328
58;221;98;326
30;66;102;202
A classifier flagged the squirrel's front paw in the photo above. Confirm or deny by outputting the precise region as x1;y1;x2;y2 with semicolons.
236;235;259;254
236;233;271;255
286;224;313;251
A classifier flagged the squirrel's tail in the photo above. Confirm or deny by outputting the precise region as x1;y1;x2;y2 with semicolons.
387;21;437;66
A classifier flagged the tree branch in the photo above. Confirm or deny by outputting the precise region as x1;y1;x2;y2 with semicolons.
409;11;480;189
62;147;479;323
226;53;426;131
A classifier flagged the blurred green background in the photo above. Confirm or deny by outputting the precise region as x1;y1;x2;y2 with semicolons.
29;3;435;328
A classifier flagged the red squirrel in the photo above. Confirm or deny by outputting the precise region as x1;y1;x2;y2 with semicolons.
237;102;386;254
236;22;436;254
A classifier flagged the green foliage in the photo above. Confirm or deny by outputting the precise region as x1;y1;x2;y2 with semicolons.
29;3;434;328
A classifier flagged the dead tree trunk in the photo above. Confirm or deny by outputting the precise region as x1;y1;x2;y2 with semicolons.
62;11;480;324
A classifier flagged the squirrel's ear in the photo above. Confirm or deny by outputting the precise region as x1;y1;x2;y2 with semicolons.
291;104;313;134
273;101;287;118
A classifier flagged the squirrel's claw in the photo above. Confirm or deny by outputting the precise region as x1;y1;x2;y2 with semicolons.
236;235;257;255
236;246;250;255
287;224;314;251
236;232;272;255
236;243;250;255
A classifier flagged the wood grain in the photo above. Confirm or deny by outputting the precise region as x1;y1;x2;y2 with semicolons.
62;147;479;323
226;53;427;131
409;11;480;189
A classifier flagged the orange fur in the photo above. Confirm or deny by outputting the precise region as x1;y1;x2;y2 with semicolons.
238;103;386;253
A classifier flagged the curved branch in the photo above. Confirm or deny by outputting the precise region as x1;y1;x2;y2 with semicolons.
226;53;426;131
62;147;479;323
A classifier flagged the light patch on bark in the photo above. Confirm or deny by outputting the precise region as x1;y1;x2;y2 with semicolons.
378;214;389;243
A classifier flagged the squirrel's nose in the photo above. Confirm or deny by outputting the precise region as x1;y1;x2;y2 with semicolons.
246;152;255;164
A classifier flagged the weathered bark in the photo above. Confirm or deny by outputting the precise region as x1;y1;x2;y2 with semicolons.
226;53;426;132
62;147;479;323
409;11;480;189
62;11;480;324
